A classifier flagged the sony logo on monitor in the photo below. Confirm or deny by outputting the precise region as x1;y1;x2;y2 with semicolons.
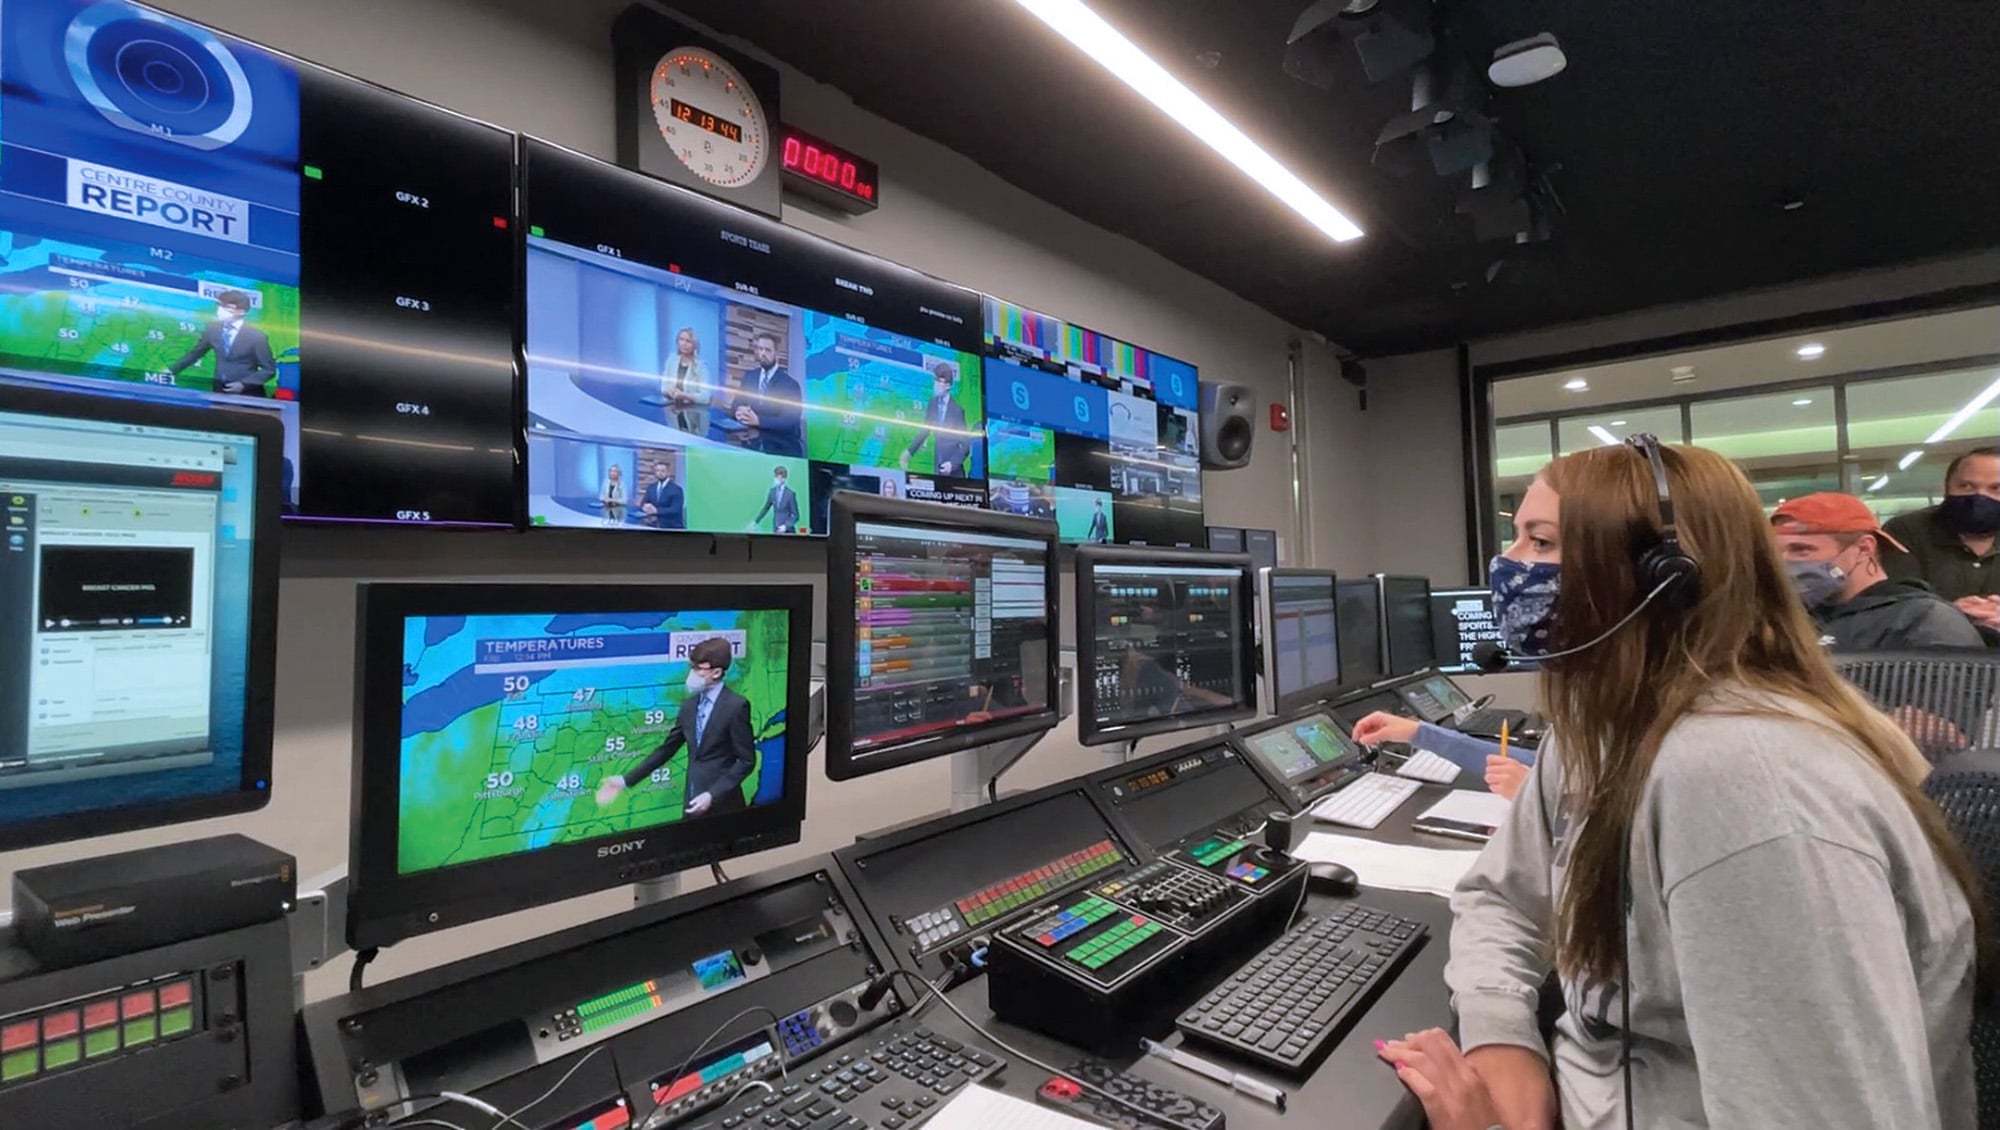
596;840;647;858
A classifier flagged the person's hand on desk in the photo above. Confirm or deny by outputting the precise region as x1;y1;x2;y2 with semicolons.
1484;755;1528;801
1377;1031;1555;1130
1353;711;1420;747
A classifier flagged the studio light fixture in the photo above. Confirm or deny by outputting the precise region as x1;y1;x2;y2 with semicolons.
1018;0;1364;242
1487;33;1566;88
1795;342;1826;359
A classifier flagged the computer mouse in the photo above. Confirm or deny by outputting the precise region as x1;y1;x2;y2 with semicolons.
1307;861;1360;896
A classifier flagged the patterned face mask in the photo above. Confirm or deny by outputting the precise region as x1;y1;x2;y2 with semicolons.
1490;554;1561;656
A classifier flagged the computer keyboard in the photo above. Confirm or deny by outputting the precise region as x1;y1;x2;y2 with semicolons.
1175;903;1428;1073
671;1025;1003;1130
1308;773;1422;829
1394;750;1462;784
1452;707;1527;738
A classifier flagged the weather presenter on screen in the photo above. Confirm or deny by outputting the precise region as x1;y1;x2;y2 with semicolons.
594;636;754;816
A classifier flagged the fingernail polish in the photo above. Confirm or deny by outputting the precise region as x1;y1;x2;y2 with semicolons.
1373;1040;1386;1051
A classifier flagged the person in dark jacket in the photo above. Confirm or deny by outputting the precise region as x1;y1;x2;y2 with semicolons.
1771;492;1986;651
1882;447;1999;644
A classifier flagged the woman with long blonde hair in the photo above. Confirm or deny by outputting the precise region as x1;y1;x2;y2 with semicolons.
1379;439;1988;1130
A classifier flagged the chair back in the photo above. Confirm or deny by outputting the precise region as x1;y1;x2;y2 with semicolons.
1922;767;2000;1128
1833;651;2000;762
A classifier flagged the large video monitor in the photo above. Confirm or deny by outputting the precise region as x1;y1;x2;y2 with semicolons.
1377;574;1436;677
825;492;1060;780
0;383;279;850
1430;587;1512;675
1334;578;1385;692
347;582;813;949
0;0;519;525
982;296;1203;547
522;138;989;538
1259;568;1341;712
1075;545;1256;745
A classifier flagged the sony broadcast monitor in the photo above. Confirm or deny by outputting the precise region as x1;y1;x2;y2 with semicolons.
1260;567;1342;712
825;492;1060;780
0;383;279;850
1075;545;1256;745
0;0;519;525
347;582;813;949
1377;574;1437;677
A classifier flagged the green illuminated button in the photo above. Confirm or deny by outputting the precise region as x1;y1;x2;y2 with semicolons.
160;1008;194;1038
124;1017;157;1046
530;225;546;238
41;1039;80;1069
85;1029;119;1058
2;1049;35;1082
304;165;324;180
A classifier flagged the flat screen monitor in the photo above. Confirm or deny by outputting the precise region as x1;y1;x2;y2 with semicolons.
1430;587;1515;675
1206;526;1244;553
982;295;1203;547
1235;711;1365;788
0;383;279;850
1377;574;1436;677
1075;545;1256;745
1334;578;1385;691
1259;568;1341;712
347;582;813;949
824;492;1060;780
521;138;989;537
0;0;519;525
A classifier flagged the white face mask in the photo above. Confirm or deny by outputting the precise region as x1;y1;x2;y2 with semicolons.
685;670;711;694
773;477;786;489
219;308;245;325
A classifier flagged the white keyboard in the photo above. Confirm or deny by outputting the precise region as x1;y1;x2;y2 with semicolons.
1396;750;1463;785
1310;773;1423;830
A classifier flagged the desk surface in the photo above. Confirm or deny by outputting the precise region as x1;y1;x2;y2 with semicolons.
923;779;1471;1130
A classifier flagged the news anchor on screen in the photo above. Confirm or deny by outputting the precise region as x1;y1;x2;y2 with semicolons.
733;333;803;457
641;459;686;529
594;638;754;816
750;465;800;533
168;290;275;396
900;362;971;475
1088;499;1110;542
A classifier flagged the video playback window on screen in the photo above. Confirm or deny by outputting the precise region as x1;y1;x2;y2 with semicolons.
0;398;270;844
1264;569;1340;711
1078;548;1255;745
0;0;518;524
522;139;989;539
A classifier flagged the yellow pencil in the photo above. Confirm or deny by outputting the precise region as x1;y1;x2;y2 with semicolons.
1499;720;1511;762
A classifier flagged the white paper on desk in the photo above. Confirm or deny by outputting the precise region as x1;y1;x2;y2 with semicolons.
924;1084;1101;1129
1417;790;1512;830
1293;832;1480;898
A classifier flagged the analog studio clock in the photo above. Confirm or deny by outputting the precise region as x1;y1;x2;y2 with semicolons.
615;7;783;216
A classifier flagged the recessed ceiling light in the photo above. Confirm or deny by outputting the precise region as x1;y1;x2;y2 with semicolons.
1795;343;1826;360
1015;0;1363;242
1609;419;1628;426
1792;398;1813;406
1563;377;1589;391
1898;450;1925;471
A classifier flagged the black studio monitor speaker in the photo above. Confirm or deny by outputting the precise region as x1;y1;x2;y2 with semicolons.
1199;381;1257;469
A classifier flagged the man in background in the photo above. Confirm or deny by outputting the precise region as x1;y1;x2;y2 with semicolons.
594;637;754;816
901;362;970;475
640;458;685;530
169;290;275;396
1087;499;1109;543
1883;447;2000;644
1772;492;1984;650
750;464;800;534
733;332;803;457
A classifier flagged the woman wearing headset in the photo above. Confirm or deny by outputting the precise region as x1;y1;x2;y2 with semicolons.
1378;440;1987;1130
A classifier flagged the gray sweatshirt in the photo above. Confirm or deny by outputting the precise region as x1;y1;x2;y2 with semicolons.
1447;690;1977;1129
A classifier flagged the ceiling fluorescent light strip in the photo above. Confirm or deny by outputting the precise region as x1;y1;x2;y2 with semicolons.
1898;450;1925;471
1587;425;1620;446
1014;0;1364;242
1922;373;2000;445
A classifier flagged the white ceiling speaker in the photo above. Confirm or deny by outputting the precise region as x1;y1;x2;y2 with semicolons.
1488;33;1566;88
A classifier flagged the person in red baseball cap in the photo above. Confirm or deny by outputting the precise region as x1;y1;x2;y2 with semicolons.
1771;492;1985;652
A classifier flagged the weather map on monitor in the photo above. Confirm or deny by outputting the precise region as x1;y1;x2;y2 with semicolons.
394;609;792;875
0;0;519;524
522;139;986;537
982;297;1203;546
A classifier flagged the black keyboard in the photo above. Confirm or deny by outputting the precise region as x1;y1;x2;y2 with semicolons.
1452;707;1527;738
676;1025;1003;1130
1174;903;1427;1072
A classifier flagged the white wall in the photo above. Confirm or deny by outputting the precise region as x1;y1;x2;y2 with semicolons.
0;0;1320;998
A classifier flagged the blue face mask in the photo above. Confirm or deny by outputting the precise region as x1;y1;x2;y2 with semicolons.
1490;554;1561;656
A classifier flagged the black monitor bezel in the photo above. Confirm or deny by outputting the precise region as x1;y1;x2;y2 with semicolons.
1074;544;1259;747
0;383;282;851
1258;566;1343;714
1333;576;1387;692
347;581;814;949
1376;573;1437;678
1230;705;1366;791
824;491;1062;781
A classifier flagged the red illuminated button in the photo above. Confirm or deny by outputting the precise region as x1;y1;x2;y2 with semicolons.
1;1020;35;1053
83;1001;119;1030
122;991;155;1019
41;1011;79;1040
157;982;194;1010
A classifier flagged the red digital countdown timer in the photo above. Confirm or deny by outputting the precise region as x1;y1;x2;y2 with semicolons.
778;124;880;214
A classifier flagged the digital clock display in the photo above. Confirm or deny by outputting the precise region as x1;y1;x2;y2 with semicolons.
671;97;744;143
778;124;880;213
